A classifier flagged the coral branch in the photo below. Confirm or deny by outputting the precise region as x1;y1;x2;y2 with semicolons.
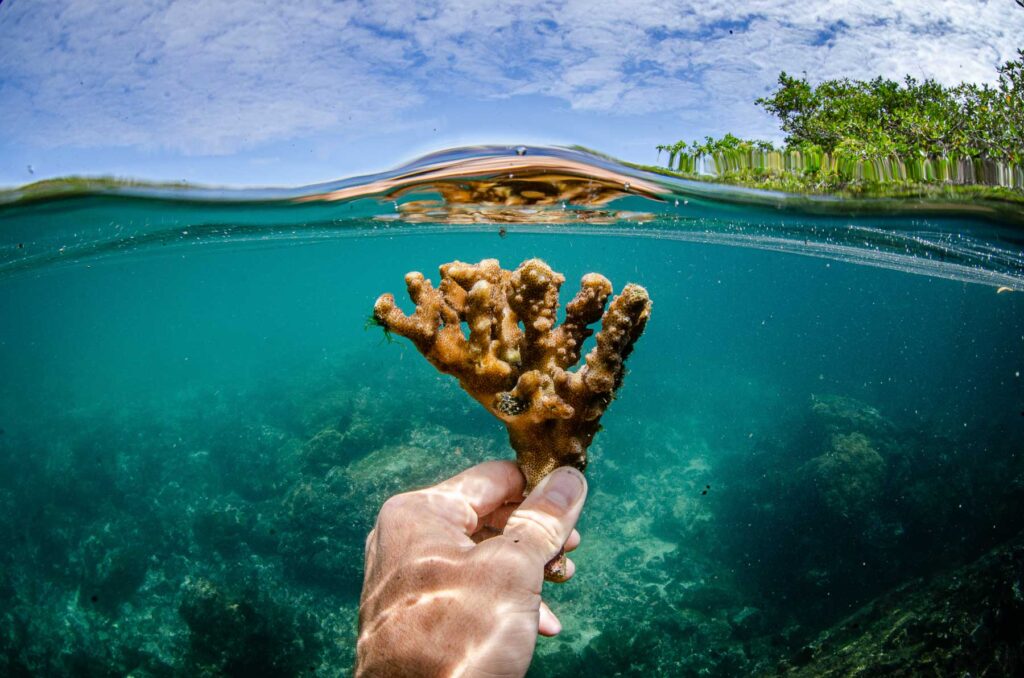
373;258;652;494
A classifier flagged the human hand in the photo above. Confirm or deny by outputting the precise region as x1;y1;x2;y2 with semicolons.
355;461;587;677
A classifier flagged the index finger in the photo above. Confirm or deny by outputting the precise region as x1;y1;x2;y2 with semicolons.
432;460;526;534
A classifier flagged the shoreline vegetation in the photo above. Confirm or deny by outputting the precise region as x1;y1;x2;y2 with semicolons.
649;50;1024;202
0;176;195;205
2;51;1021;210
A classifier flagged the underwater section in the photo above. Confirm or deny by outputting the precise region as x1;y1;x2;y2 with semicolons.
0;146;1022;675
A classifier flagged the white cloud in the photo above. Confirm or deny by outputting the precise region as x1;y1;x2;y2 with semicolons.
0;0;424;154
0;0;1020;155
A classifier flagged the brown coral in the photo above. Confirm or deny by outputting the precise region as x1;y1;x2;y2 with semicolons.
373;258;652;491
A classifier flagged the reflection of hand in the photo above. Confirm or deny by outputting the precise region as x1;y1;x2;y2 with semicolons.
356;461;587;677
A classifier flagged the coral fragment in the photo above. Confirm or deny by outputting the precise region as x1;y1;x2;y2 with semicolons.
374;258;651;491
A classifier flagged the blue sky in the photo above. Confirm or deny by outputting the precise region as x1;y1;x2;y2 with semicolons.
1;0;1021;188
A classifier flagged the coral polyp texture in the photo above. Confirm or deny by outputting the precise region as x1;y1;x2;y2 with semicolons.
373;258;652;491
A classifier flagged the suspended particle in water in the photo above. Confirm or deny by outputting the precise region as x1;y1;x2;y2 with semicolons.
498;227;507;238
515;146;527;156
701;484;711;496
90;595;98;603
623;182;631;191
674;199;679;207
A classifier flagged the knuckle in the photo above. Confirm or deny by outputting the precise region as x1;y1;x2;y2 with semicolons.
479;540;531;579
506;509;565;553
377;492;422;528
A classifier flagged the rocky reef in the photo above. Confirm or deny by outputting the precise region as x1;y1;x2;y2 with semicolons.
0;355;498;676
715;390;1024;642
0;354;1020;676
782;528;1024;676
801;431;886;520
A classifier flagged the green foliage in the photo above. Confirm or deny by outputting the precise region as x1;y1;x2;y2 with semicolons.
656;50;1024;194
656;140;690;171
947;57;1024;164
1;175;193;204
753;50;1023;163
687;134;777;155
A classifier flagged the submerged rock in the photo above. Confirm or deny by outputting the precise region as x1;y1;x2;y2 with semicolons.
299;428;348;473
801;432;886;519
809;394;893;438
731;606;764;640
179;576;322;676
781;529;1024;676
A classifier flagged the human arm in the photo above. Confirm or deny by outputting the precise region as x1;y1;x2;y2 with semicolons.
355;461;587;677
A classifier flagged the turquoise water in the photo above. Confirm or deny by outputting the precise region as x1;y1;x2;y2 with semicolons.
1;147;1022;675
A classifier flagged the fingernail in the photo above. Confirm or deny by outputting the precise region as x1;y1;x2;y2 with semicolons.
542;468;584;510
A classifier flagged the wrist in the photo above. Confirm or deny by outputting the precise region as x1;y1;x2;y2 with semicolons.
356;623;460;677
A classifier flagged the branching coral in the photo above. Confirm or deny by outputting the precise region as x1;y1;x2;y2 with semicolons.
373;258;651;492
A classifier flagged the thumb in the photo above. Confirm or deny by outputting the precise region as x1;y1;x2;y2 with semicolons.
502;467;587;569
